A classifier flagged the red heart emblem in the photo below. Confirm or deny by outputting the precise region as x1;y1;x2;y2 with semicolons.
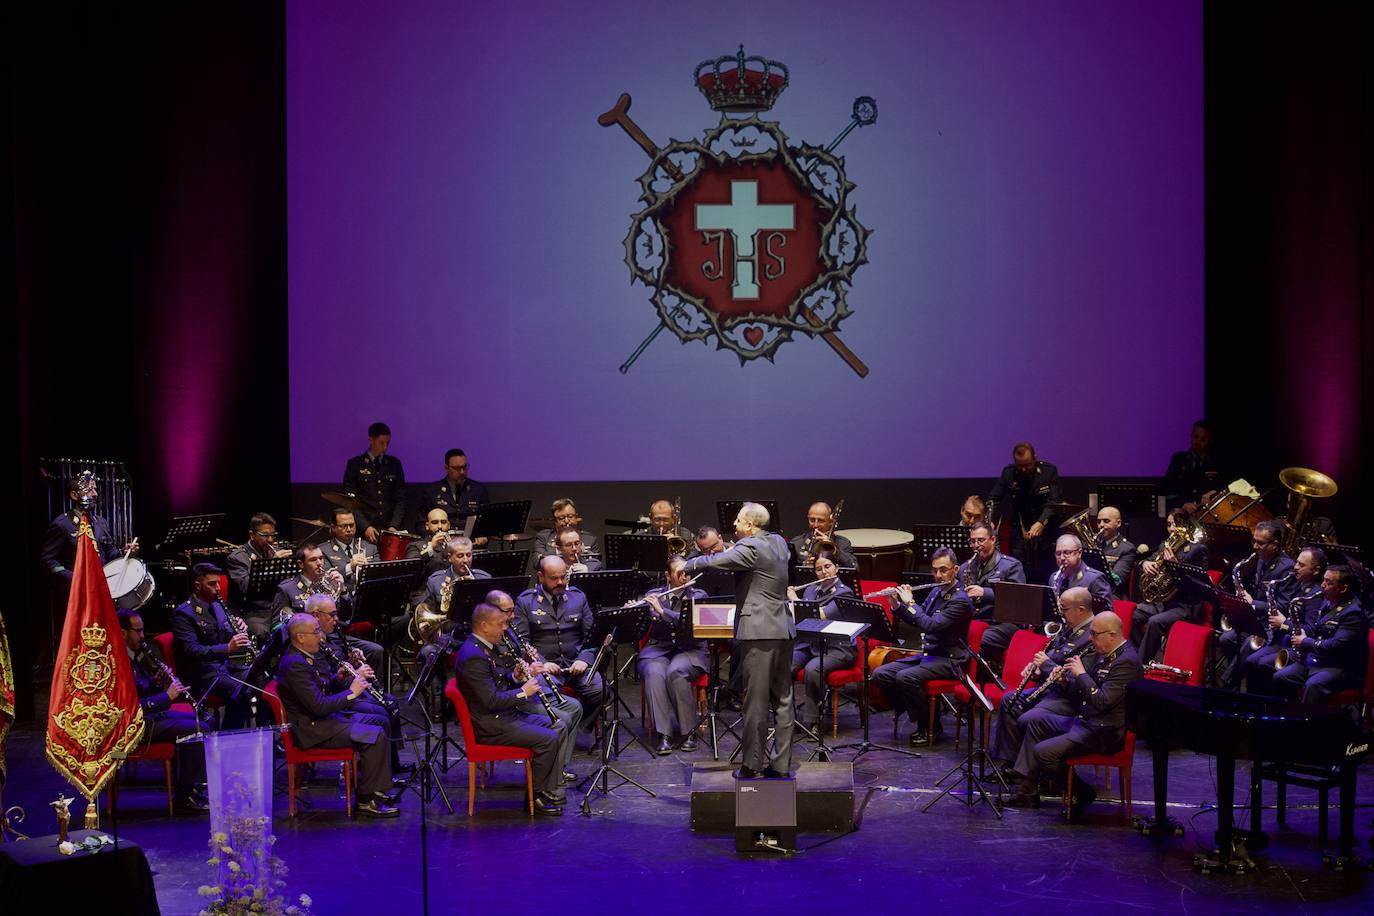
743;327;764;347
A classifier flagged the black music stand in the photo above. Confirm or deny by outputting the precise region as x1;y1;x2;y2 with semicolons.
716;500;781;535
159;512;226;551
694;568;735;597
603;533;673;574
442;576;529;625
355;557;424;684
795;612;867;763
244;556;298;608
404;627;465;805
910;524;973;567
1081;545;1109;575
578;605;655;812
826;596;922;762
922;665;1004;817
567;569;640;611
993;581;1053;628
472;549;531;578
688;597;743;758
1095;483;1161;519
470;500;532;545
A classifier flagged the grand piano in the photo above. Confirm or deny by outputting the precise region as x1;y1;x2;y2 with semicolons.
1126;677;1370;871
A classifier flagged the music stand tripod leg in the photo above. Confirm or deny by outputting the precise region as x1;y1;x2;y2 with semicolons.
834;640;922;761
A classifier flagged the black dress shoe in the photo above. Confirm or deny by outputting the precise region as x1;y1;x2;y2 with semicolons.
532;795;564;817
378;790;403;806
908;730;929;747
762;767;790;779
174;792;210;814
1068;782;1097;819
656;734;673;756
561;770;578;785
733;766;763;779
392;774;411;788
678;735;698;752
1002;792;1041;809
358;797;400;818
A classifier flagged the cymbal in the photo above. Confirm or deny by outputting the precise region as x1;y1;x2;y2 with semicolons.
292;516;328;528
321;491;366;511
1046;501;1086;513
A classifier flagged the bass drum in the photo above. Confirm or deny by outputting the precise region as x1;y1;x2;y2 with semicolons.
104;557;156;610
839;528;914;581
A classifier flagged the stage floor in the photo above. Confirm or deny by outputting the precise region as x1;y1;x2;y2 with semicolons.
5;686;1372;915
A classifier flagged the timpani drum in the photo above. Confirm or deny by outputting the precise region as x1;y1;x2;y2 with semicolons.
838;528;914;582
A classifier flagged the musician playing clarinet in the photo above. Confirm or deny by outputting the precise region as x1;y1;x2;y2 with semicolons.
171;563;255;729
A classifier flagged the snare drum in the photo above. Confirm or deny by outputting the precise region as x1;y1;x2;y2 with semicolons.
378;529;418;561
838;528;914;581
104;557;156;610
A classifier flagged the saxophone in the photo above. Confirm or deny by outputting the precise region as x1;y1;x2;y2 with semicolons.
1138;521;1206;604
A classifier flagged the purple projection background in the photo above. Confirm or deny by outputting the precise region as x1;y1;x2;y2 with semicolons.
287;0;1202;482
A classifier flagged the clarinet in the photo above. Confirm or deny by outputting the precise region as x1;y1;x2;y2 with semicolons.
317;641;390;707
135;644;199;707
500;632;559;724
1011;642;1091;713
504;626;569;707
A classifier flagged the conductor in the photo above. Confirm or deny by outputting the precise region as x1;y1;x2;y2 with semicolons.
682;502;793;779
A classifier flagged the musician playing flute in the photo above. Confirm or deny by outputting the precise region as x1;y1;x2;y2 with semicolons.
639;557;708;754
788;549;855;732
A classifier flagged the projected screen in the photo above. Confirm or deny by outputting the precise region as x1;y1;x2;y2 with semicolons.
287;0;1202;482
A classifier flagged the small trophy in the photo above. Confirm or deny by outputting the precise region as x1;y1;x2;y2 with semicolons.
51;795;73;843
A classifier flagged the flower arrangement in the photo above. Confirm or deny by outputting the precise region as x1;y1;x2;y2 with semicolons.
195;777;313;916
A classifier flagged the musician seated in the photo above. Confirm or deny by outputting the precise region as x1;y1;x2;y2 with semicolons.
456;602;574;815
873;548;972;745
487;589;583;751
277;613;399;818
551;528;603;573
789;502;857;569
423;448;489;543
635;499;695;553
638;558;709;754
533;498;599;563
694;525;729;556
273;544;352;625
320;507;379;586
1130;509;1209;663
989;587;1094;774
1002;611;1143;816
1272;565;1367;705
1217;522;1301;689
171;563;256;729
789;550;856;731
960;522;1027;667
225;512;293;635
422;535;492;606
513;557;605;727
119;609;212;813
1094;506;1138;599
406;508;453;603
306;594;407;776
959;495;988;527
1226;547;1325;693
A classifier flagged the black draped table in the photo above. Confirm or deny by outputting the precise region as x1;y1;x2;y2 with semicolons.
0;829;159;914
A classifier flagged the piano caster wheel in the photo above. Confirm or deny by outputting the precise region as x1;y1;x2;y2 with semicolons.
1134;815;1183;838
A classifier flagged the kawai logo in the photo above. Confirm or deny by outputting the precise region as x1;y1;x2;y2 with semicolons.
601;46;876;376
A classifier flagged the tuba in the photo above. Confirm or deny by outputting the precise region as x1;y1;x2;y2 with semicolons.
1278;467;1337;556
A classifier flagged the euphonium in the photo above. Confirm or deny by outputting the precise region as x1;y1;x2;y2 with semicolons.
1139;520;1206;604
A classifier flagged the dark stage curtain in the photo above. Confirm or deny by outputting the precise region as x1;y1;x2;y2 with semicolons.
1204;2;1371;533
10;5;288;719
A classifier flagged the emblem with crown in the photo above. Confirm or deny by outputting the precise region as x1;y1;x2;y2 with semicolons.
694;45;789;114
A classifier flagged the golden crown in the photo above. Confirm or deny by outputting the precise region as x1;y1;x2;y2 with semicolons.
81;623;107;648
694;45;789;114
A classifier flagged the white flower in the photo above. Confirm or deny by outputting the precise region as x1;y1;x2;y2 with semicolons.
299;894;312;907
58;841;76;855
227;860;241;873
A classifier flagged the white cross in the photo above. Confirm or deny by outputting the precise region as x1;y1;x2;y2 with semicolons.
695;180;794;299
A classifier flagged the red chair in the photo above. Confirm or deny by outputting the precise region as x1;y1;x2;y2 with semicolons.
1149;621;1210;686
262;680;356;817
153;630;220;715
444;679;534;816
1325;630;1374;722
902;620;987;745
1064;731;1136;822
109;741;176;816
953;628;1047;743
1114;599;1136;642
